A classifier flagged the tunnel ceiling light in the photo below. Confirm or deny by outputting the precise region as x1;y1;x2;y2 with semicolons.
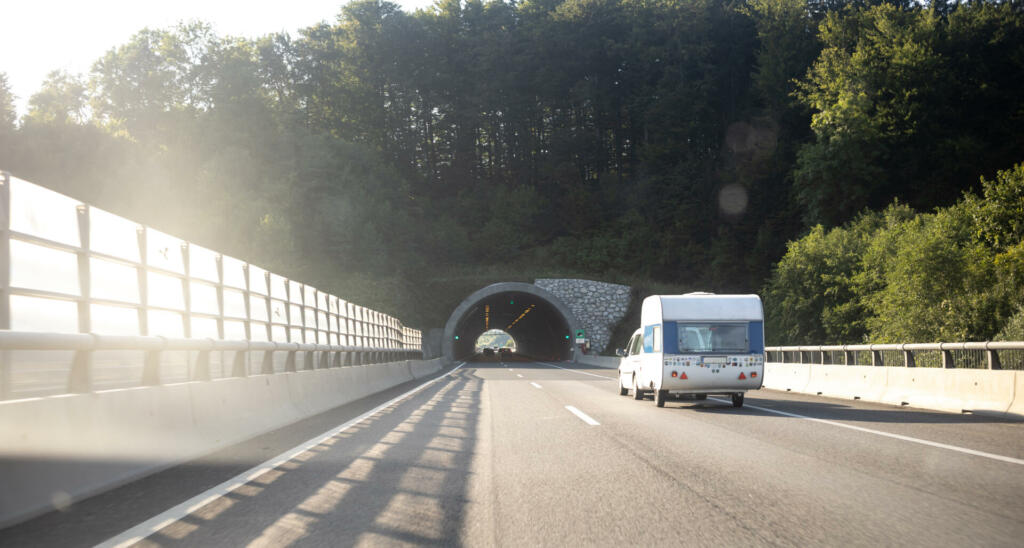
506;304;536;330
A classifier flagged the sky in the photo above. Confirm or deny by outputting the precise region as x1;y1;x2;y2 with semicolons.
2;0;437;116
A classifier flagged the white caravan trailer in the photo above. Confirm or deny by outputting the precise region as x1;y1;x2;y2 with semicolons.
616;293;764;408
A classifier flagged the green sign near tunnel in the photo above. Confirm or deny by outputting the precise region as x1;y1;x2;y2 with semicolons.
575;329;585;339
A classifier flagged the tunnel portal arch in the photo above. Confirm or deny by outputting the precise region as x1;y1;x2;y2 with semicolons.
443;283;581;362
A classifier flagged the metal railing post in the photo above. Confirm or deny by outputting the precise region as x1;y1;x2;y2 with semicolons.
181;243;192;338
69;206;93;393
0;173;10;399
142;348;161;385
193;349;211;381
181;243;194;379
261;350;274;374
987;349;1001;370
871;349;882;367
137;227;149;336
231;349;247;377
284;279;293;343
242;263;252;341
942;349;954;369
904;350;915;368
215;255;225;340
264;272;273;342
75;205;91;334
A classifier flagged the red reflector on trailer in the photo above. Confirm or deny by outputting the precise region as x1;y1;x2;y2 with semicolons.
671;371;678;378
680;372;688;380
738;372;746;380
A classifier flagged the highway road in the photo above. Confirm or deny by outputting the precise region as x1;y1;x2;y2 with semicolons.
3;358;1024;547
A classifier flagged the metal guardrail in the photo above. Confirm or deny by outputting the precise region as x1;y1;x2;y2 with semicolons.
0;171;423;400
766;342;1024;370
0;331;421;397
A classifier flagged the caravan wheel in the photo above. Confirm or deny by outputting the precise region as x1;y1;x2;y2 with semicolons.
732;393;744;408
655;389;668;408
632;375;645;400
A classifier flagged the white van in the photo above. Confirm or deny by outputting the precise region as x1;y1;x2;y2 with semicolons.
616;293;764;408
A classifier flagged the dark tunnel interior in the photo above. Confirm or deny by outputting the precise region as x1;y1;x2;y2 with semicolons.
451;291;574;361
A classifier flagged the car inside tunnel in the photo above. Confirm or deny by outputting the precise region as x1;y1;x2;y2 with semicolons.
444;284;579;362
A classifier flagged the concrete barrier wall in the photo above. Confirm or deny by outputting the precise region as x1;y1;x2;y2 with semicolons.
0;358;445;528
762;363;812;393
576;355;620;369
764;362;1022;419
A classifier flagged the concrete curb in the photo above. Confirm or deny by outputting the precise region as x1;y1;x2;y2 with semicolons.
575;355;619;369
764;362;1022;420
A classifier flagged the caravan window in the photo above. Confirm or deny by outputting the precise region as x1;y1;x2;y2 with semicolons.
676;323;748;353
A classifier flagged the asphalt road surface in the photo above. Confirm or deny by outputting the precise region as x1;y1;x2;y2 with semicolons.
3;359;1024;547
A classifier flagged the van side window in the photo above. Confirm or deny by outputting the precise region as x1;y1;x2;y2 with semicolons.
629;335;642;356
653;326;662;352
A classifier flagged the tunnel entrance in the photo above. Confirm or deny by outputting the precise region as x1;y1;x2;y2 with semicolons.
443;283;580;362
475;329;517;353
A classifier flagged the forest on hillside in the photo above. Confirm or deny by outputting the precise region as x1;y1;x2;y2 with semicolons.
0;0;1021;339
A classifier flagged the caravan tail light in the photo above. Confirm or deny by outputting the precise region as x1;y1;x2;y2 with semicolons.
671;371;678;378
751;372;758;378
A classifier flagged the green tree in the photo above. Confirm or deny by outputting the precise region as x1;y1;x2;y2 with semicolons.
793;1;1024;227
0;72;16;130
793;4;944;226
860;204;1004;342
24;70;88;125
746;0;820;119
763;204;911;344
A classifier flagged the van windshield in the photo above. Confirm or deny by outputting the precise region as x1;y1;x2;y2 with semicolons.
676;323;748;352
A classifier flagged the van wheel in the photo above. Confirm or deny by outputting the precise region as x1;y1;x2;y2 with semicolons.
695;393;708;401
632;376;645;400
732;393;744;408
617;372;628;396
655;389;668;408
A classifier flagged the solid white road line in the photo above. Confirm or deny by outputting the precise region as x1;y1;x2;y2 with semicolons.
97;362;468;548
530;382;542;389
710;398;1024;466
565;405;601;426
537;361;616;380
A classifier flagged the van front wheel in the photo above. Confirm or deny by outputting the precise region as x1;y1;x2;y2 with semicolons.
617;372;628;396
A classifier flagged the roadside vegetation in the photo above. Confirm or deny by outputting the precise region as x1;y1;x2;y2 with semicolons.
765;164;1024;344
0;0;1021;339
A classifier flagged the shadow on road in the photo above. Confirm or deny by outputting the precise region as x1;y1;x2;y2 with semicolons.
142;368;484;547
0;368;484;547
669;394;1022;424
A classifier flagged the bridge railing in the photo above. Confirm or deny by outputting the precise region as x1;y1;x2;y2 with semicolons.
766;342;1024;370
0;171;422;400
